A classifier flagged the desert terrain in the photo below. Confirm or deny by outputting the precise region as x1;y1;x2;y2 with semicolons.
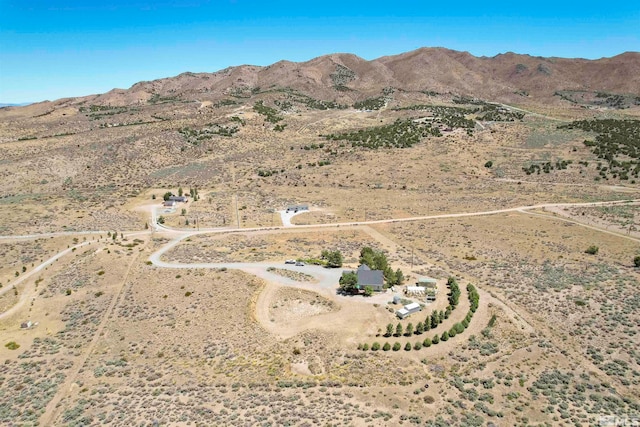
1;48;639;426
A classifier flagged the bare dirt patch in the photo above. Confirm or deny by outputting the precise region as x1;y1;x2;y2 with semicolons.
269;287;338;324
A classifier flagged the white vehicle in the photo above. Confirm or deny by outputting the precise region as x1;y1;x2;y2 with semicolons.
295;261;305;266
285;259;296;264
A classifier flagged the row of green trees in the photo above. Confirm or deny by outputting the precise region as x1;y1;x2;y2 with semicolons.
360;283;480;351
161;187;199;201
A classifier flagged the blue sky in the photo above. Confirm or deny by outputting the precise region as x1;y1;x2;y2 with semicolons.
1;0;638;103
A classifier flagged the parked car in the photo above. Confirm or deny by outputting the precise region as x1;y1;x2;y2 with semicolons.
295;261;305;266
285;259;296;264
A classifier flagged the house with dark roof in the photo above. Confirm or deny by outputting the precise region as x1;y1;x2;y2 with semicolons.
169;195;188;203
356;265;384;292
341;264;385;293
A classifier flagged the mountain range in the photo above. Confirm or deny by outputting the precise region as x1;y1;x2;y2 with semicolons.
59;47;640;108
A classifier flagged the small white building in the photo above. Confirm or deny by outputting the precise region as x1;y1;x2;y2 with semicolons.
396;302;422;319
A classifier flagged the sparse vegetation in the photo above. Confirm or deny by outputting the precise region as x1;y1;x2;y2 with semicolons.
253;100;284;123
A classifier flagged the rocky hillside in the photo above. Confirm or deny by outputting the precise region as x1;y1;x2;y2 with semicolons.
15;47;640;109
81;48;640;105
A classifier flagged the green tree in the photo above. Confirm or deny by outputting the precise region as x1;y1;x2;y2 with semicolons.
424;316;431;331
321;250;343;268
385;323;394;337
359;247;376;268
444;306;452;319
384;267;396;286
405;323;414;337
393;342;401;351
157;216;165;224
163;192;173;201
395;323;403;337
383;342;391;351
431;312;439;329
432;334;440;344
374;252;389;272
362;343;369;351
339;272;358;294
363;285;374;297
441;331;449;341
404;342;412;351
423;337;432;347
181;208;187;216
414;341;422;350
178;187;183;197
371;342;380;351
416;322;424;335
394;268;405;286
633;255;640;267
484;160;493;168
454;322;465;334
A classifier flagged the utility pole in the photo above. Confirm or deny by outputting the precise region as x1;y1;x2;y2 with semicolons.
235;194;240;229
411;247;414;270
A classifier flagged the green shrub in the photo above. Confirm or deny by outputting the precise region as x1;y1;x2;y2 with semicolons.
585;245;599;255
423;337;432;347
414;341;422;350
383;342;391;351
393;342;401;351
5;341;20;350
371;342;380;351
404;342;412;351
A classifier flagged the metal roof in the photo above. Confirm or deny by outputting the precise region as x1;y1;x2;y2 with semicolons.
357;268;383;286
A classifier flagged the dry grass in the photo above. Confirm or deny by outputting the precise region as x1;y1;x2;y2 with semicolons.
0;91;639;426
